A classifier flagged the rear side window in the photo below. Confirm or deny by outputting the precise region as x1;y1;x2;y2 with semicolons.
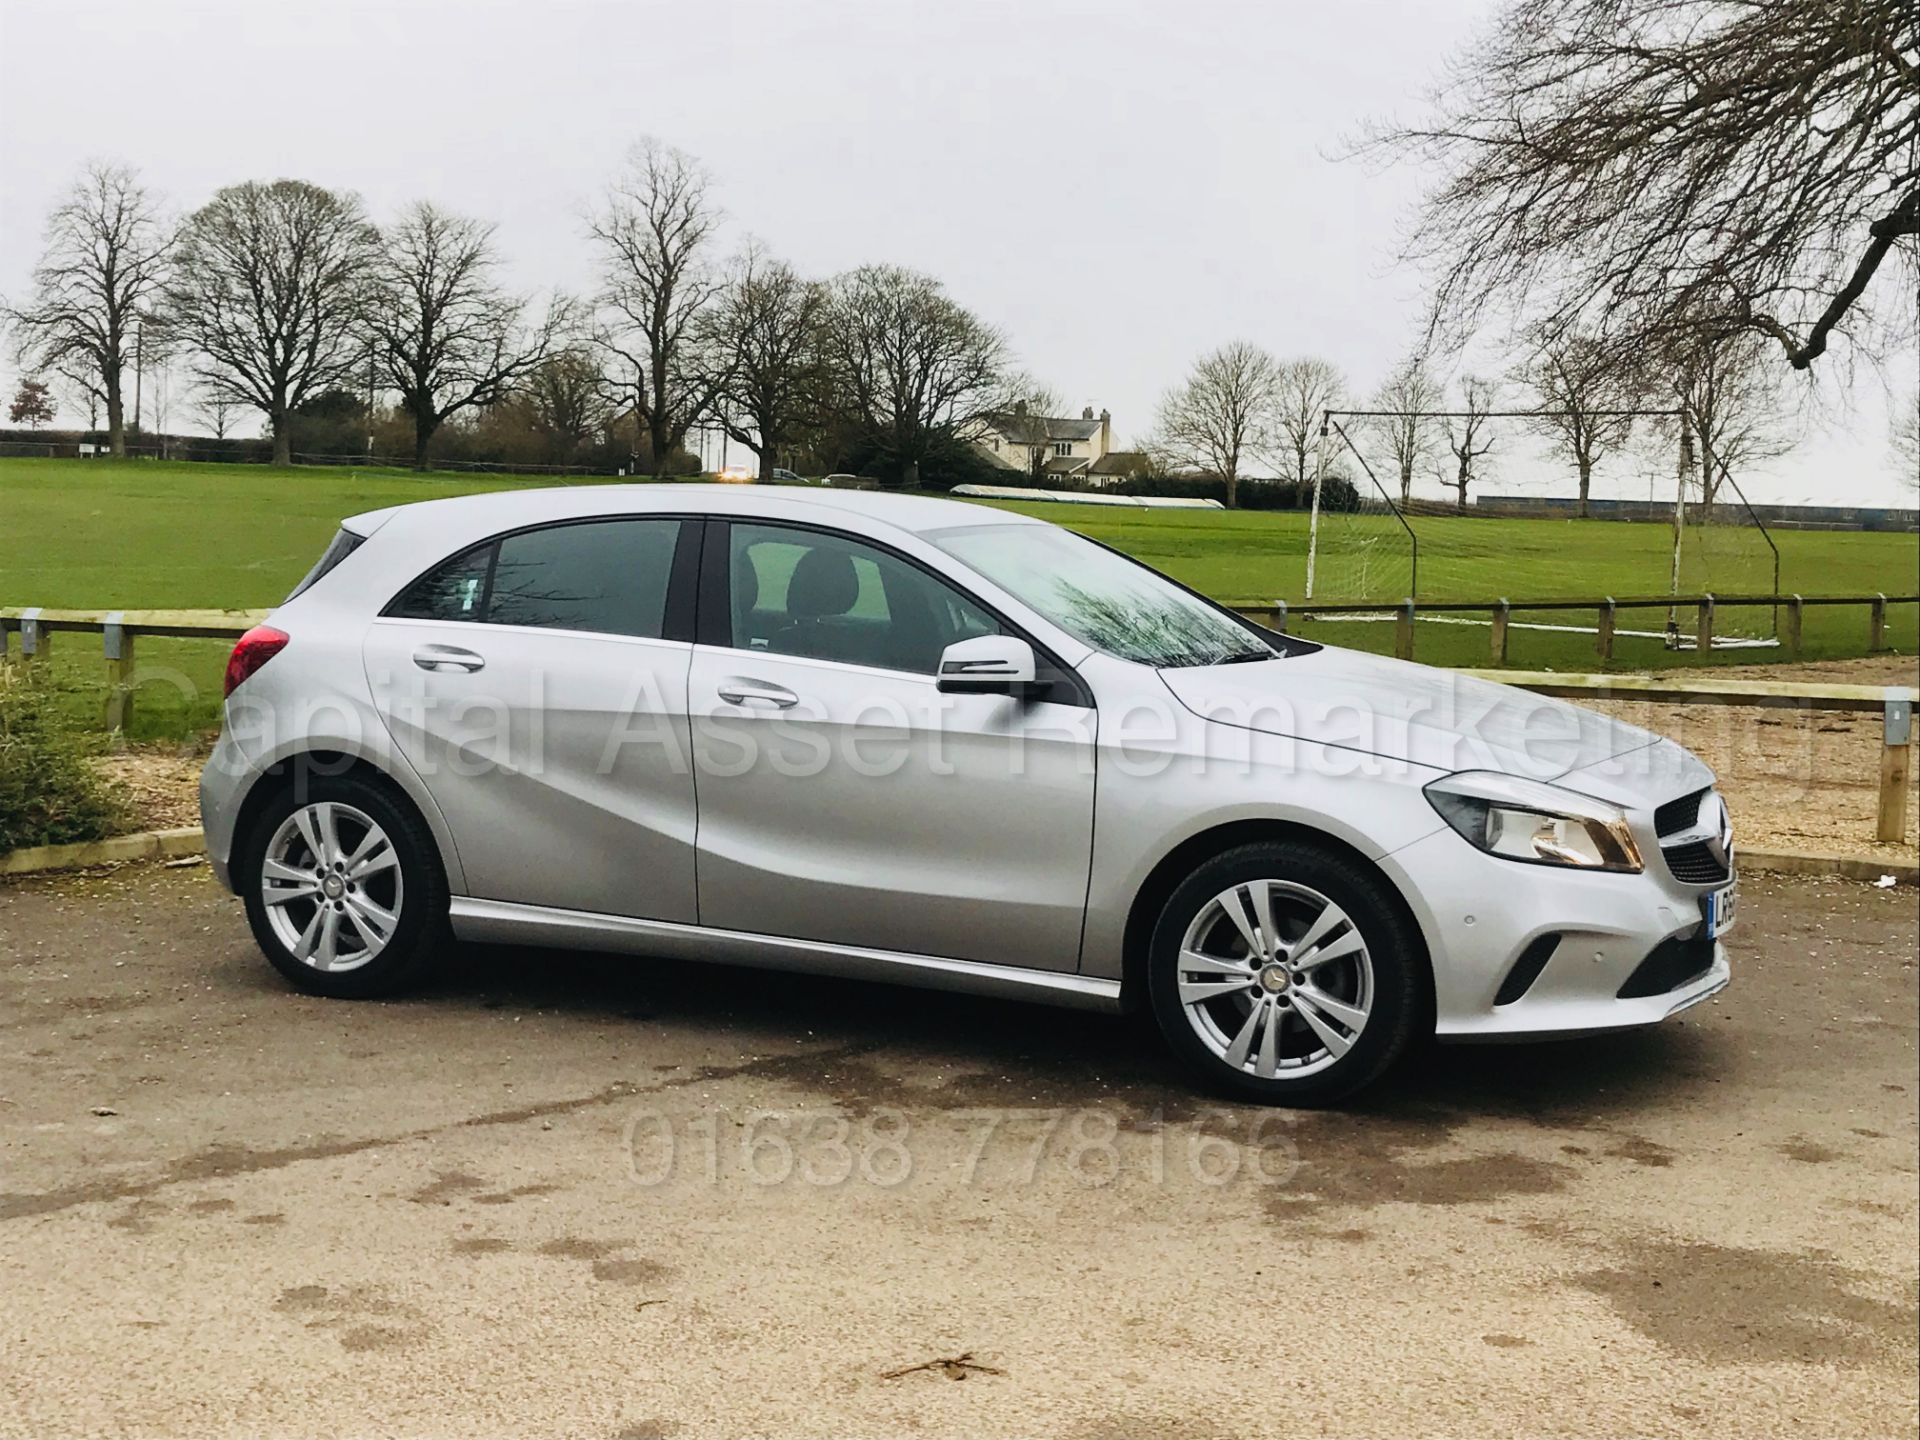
388;542;491;622
385;519;682;640
285;527;365;602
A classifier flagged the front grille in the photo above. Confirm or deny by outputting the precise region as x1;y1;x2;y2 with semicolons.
1663;841;1731;886
1617;931;1716;999
1655;788;1707;838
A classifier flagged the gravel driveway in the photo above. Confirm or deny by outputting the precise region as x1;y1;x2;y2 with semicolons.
1;865;1914;1439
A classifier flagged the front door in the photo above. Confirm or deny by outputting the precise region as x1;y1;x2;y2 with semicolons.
363;515;700;922
689;520;1097;972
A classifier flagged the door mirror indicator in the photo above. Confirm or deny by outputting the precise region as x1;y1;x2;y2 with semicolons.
937;635;1041;695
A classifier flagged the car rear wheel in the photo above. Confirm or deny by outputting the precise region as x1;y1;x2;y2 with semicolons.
240;774;448;998
1147;841;1423;1106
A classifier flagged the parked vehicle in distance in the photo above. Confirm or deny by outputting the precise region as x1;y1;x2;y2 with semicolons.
201;486;1733;1104
715;464;754;483
768;468;807;485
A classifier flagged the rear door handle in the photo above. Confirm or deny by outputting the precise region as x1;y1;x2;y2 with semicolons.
717;677;799;709
413;644;486;674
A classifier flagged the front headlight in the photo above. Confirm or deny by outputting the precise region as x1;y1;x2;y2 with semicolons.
1424;771;1643;872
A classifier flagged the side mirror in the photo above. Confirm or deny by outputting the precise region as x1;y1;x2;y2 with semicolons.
937;634;1040;695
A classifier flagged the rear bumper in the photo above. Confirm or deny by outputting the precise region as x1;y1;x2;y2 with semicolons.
197;726;257;895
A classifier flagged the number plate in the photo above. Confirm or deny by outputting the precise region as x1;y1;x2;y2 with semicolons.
1703;884;1737;939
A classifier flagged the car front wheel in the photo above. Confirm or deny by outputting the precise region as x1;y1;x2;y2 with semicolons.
1147;841;1424;1106
240;774;447;998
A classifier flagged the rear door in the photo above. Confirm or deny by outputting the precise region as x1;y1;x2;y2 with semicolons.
687;519;1098;972
363;516;701;922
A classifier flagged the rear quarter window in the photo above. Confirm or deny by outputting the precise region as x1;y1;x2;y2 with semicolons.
284;528;366;602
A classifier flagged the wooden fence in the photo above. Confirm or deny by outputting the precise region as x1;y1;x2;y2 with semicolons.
1232;591;1918;664
4;603;1917;845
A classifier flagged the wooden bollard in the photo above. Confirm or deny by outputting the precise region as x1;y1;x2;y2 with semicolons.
20;607;49;664
1881;693;1913;844
1696;595;1715;655
1783;594;1804;657
1490;600;1510;665
104;613;136;732
1596;598;1616;660
1870;593;1888;652
1396;599;1416;661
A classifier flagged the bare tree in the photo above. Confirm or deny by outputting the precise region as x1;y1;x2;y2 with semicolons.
709;244;827;477
588;139;729;475
1518;337;1639;517
1152;341;1280;508
1367;0;1919;375
523;349;607;463
3;162;172;455
198;387;244;441
1272;358;1345;485
1441;375;1499;511
368;202;566;466
1368;356;1443;505
163;180;376;466
1894;388;1920;491
1673;335;1792;509
819;264;1007;486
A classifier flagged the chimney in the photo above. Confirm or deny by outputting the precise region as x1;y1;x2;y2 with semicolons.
1013;399;1028;416
1098;408;1111;458
1082;406;1094;420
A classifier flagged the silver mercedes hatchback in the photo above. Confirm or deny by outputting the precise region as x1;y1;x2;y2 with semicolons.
201;485;1733;1104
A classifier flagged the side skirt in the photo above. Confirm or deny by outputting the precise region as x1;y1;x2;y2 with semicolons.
448;897;1125;1014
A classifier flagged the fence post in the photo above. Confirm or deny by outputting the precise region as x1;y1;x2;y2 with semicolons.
1881;691;1913;844
20;607;49;665
1396;599;1416;661
1271;601;1288;635
1490;600;1510;664
1597;598;1616;661
103;613;136;733
1783;594;1804;657
1869;593;1888;652
1695;594;1715;655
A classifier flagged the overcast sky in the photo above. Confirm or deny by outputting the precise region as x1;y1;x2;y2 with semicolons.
2;0;1913;504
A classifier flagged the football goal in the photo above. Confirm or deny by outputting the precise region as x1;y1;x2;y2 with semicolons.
1302;404;1782;652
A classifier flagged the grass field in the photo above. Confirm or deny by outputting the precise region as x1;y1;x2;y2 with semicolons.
4;456;1915;740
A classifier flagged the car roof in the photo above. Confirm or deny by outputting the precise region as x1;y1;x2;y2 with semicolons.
343;482;1045;542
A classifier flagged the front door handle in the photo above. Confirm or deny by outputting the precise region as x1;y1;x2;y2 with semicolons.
413;644;486;674
717;677;799;710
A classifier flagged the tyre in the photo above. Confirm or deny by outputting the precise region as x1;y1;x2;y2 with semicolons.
1146;840;1424;1106
239;772;449;998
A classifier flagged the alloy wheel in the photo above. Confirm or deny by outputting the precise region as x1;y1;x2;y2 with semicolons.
259;802;405;973
1176;879;1374;1080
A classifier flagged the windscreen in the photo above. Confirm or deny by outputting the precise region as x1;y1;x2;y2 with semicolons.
926;522;1274;668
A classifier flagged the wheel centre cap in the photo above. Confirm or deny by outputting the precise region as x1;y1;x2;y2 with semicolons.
1258;964;1290;994
321;874;344;900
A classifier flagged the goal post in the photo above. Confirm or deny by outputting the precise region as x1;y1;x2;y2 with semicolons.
1300;403;1784;652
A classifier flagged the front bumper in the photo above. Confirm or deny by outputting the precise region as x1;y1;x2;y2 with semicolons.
1380;823;1732;1040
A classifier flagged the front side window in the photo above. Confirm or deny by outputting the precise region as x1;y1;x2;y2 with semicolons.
728;523;999;674
385;518;682;639
927;522;1273;668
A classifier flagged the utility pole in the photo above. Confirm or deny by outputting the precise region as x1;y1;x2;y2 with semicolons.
132;319;145;439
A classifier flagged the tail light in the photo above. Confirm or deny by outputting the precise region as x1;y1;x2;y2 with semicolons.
224;625;290;698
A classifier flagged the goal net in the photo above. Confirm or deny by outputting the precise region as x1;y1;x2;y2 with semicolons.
1301;407;1781;655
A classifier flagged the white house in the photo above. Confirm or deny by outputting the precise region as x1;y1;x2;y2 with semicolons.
976;403;1147;486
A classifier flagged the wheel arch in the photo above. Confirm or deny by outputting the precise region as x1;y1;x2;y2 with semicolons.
1118;819;1435;1020
230;749;464;892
